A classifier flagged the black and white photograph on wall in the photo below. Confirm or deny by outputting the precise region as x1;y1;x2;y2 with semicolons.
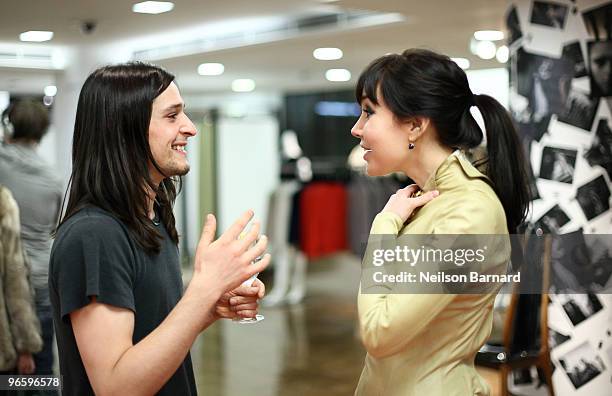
585;119;612;179
534;204;571;234
558;89;598;131
562;41;588;78
557;341;606;389
527;160;541;200
582;2;612;40
550;230;612;292
530;0;569;29
584;234;612;290
507;5;523;46
514;49;573;142
556;293;604;327
588;40;612;98
576;175;611;220
539;146;577;183
549;328;571;349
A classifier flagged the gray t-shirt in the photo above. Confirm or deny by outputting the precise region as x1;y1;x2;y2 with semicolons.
49;206;197;396
0;143;63;306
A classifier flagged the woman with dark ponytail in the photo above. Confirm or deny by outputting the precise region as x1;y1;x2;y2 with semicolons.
352;49;529;395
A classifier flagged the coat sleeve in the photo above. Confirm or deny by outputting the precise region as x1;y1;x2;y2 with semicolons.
1;188;42;354
357;211;455;359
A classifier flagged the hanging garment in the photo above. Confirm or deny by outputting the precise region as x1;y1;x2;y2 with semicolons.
299;182;348;260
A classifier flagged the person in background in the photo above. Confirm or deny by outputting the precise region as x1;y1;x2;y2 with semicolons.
0;99;62;390
0;184;43;396
351;49;530;395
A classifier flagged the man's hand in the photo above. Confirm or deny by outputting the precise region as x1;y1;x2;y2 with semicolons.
17;353;35;374
214;279;266;319
190;210;271;300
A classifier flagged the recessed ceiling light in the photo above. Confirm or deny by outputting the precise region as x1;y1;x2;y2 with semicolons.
496;46;509;63
19;31;53;42
475;41;497;60
325;68;351;82
198;63;224;76
451;58;470;70
232;79;255;92
44;85;57;97
474;30;504;41
132;1;174;14
313;47;343;61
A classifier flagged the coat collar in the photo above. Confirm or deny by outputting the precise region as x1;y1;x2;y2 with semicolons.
421;150;491;193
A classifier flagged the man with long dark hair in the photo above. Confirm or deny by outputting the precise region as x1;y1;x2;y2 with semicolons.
49;63;270;395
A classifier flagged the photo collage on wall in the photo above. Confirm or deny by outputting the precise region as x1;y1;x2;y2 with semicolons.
507;1;612;393
508;0;612;233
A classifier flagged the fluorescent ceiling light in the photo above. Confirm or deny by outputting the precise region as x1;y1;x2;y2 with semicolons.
451;58;470;70
313;47;343;60
496;46;509;63
132;1;174;14
198;63;224;76
325;68;351;82
19;31;53;42
232;79;255;92
474;30;504;41
44;85;57;97
475;41;497;60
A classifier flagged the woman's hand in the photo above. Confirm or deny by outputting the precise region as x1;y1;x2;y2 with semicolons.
382;184;439;223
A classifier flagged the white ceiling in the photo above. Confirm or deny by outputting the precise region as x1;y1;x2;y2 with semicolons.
0;0;508;95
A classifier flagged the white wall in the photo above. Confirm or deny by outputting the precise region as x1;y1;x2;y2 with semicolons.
466;68;510;108
216;114;280;234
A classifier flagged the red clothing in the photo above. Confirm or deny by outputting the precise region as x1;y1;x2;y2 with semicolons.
299;182;348;259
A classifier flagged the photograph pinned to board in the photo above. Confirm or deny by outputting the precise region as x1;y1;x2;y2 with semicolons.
550;229;612;293
513;48;574;141
530;0;569;29
557;89;598;131
539;146;578;183
506;5;523;46
576;174;611;220
534;203;571;234
582;2;612;41
585;119;612;179
587;40;612;98
555;293;604;327
557;341;606;389
583;233;612;290
562;41;588;78
527;159;541;200
549;328;571;349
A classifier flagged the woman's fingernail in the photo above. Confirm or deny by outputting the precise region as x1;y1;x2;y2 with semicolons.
432;190;440;197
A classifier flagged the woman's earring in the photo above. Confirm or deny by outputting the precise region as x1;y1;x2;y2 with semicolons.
408;142;415;150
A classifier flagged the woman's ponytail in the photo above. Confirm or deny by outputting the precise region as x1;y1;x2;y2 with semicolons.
473;94;530;233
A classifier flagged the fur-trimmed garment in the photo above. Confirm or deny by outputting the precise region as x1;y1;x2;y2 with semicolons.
0;185;42;371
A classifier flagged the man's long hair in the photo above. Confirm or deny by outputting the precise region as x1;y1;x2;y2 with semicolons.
58;62;180;254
